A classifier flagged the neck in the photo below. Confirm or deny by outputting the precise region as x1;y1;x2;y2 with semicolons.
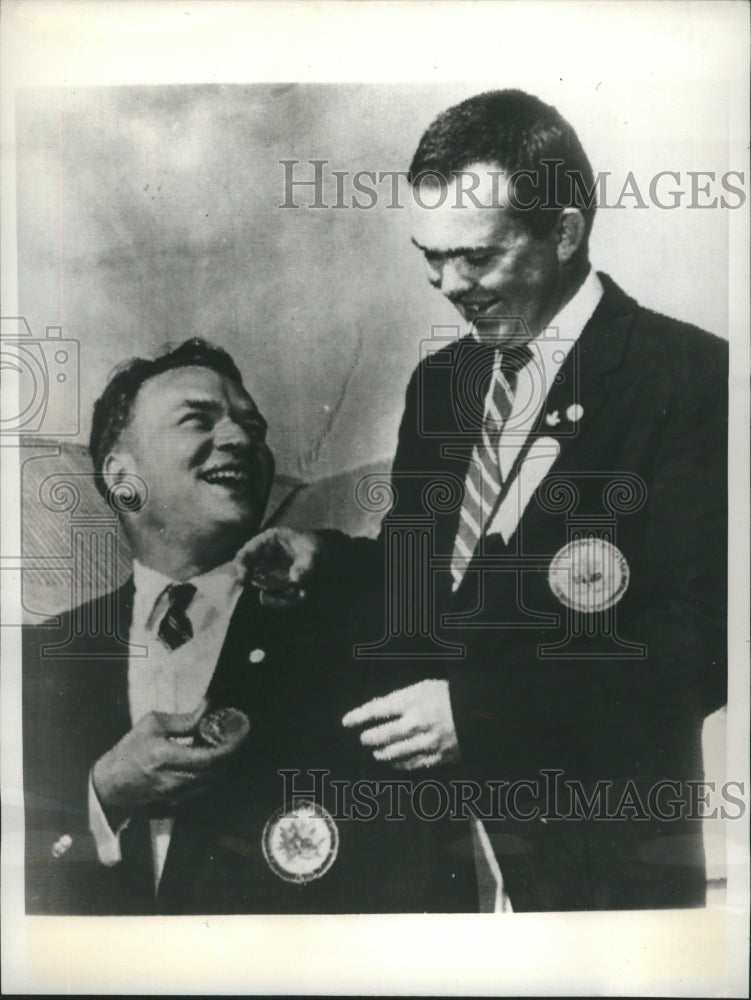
126;529;248;582
539;258;591;331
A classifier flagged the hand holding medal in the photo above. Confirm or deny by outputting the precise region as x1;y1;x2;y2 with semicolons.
93;702;250;823
196;706;251;747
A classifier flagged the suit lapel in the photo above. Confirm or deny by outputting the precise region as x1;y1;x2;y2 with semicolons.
535;274;636;461
157;585;264;907
448;274;638;560
73;580;134;757
490;275;638;536
205;585;263;708
105;580;135;737
435;338;496;550
83;580;155;910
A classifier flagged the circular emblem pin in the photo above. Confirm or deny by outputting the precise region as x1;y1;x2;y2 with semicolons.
548;538;629;612
262;799;339;884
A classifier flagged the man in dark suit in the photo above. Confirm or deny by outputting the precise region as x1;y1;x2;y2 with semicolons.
23;338;477;915
244;89;728;911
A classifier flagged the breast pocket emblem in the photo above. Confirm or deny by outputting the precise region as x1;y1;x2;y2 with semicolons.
548;538;630;612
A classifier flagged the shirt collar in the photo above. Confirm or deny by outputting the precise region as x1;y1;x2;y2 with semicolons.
132;559;242;631
475;266;604;355
192;560;244;611
516;266;603;375
540;266;604;347
491;268;604;481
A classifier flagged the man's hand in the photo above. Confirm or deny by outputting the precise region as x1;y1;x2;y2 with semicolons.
91;701;249;823
234;527;319;609
341;679;460;771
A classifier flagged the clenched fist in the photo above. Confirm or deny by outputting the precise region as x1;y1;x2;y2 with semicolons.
234;527;320;608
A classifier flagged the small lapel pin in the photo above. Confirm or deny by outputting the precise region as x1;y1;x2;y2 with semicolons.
248;648;266;664
51;834;72;858
545;410;561;427
566;403;584;423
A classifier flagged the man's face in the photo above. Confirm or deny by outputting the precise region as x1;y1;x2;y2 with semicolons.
410;163;562;346
116;365;273;556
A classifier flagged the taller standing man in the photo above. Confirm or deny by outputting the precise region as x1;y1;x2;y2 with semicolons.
245;89;728;911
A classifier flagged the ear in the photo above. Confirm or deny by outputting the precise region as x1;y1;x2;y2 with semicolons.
102;450;132;489
102;449;144;513
555;208;587;264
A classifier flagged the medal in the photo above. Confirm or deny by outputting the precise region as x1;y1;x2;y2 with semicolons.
168;707;250;748
548;538;629;612
198;707;250;747
262;799;339;884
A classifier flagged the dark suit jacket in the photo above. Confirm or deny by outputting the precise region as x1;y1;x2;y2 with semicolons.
23;577;477;914
329;272;728;911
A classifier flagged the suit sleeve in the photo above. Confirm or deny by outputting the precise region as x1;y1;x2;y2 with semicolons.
311;363;452;693
448;335;728;781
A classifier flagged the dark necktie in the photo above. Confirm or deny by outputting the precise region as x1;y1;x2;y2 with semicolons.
157;583;197;650
451;345;533;591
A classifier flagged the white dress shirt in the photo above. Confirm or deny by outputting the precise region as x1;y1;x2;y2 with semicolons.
89;559;243;892
469;267;604;912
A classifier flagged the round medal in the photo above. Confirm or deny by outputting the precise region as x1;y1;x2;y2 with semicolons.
262;799;339;884
198;707;250;747
548;538;629;612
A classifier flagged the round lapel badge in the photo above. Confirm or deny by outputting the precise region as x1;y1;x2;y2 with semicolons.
262;799;339;884
548;538;629;612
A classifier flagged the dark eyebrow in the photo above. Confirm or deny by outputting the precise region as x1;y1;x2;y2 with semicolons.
410;237;502;257
176;398;221;415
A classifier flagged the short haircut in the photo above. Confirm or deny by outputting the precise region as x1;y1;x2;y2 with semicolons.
90;338;244;497
409;89;596;239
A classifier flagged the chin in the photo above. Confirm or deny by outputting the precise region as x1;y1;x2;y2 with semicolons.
214;494;262;522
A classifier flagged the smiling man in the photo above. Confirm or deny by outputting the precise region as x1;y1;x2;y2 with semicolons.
23;338;474;914
408;162;590;349
244;89;728;912
97;354;273;584
23;339;273;913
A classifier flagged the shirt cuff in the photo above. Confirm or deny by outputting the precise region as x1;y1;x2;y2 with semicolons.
88;771;130;866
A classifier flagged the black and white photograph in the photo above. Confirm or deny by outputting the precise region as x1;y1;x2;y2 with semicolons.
1;1;748;994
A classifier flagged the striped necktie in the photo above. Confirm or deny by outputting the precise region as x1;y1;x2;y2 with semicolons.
157;583;197;650
450;346;531;591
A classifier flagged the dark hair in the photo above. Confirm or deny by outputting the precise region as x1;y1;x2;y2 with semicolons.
89;338;244;497
409;89;596;239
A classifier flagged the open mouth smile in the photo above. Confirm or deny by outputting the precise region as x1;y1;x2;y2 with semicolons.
198;463;252;490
